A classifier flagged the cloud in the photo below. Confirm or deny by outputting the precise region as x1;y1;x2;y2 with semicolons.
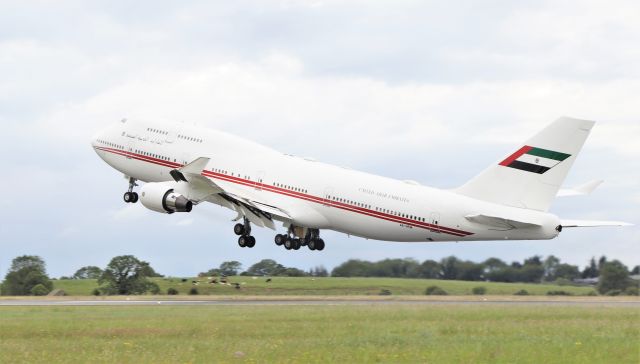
1;1;639;276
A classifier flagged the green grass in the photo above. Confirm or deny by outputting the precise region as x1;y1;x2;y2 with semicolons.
0;304;637;363
51;276;598;296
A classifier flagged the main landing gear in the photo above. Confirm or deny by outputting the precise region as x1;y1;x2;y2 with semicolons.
123;177;138;203
274;228;325;252
234;218;256;248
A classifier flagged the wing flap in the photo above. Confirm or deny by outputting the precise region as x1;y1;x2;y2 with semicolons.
465;213;541;230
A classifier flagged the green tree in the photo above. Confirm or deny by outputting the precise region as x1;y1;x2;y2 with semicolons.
551;263;580;281
98;255;160;295
543;255;561;281
309;266;329;277
331;259;374;277
524;255;543;266
597;260;631;294
140;261;164;277
246;259;286;276
439;256;459;280
581;257;599;278
73;266;103;279
417;260;440;279
219;261;242;276
1;255;53;296
483;257;507;273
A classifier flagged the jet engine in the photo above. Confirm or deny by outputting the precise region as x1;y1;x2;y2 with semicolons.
139;182;193;214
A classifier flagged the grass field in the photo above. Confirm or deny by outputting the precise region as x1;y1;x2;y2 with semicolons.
51;276;599;296
0;304;638;363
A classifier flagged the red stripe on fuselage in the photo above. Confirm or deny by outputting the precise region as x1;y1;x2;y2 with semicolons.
96;147;473;237
499;145;532;166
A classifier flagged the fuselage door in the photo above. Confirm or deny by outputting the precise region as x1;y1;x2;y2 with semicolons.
255;171;265;190
124;131;136;159
323;187;334;207
430;212;441;233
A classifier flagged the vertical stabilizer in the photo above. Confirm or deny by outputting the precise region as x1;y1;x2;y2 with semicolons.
455;117;595;211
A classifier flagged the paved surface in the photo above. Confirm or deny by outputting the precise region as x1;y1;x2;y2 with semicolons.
1;298;638;307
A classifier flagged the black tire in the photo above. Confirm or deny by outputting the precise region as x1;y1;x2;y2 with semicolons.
284;239;293;250
293;239;301;250
233;223;245;236
123;192;132;203
275;234;285;246
308;239;316;250
131;192;139;203
238;236;247;248
247;236;256;248
316;239;325;251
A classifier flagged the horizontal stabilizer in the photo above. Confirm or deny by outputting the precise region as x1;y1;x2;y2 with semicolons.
465;213;541;230
557;179;603;197
561;219;633;228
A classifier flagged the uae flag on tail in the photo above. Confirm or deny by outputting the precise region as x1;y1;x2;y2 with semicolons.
499;145;571;174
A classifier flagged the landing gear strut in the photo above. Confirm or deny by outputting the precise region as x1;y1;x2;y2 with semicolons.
234;217;256;248
275;228;325;252
123;177;138;203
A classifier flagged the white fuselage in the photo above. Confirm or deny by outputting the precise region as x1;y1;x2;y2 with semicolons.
92;120;561;242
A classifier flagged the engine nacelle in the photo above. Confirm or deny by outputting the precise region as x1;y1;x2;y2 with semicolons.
139;182;193;214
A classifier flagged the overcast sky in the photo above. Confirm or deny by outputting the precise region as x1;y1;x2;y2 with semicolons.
1;1;638;277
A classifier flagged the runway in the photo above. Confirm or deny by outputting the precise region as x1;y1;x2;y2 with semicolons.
1;298;638;307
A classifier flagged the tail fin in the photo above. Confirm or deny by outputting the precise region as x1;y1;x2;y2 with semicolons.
455;117;595;211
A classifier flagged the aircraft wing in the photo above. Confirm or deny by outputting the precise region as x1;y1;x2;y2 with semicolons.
556;179;603;197
560;219;633;228
465;213;541;230
170;157;290;230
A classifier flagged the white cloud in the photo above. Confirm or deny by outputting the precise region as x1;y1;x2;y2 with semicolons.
1;1;639;276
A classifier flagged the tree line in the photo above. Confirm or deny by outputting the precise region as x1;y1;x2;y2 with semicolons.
1;254;638;296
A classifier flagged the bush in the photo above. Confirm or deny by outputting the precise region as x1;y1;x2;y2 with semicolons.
425;286;447;295
606;289;622;296
513;289;529;296
623;286;639;296
189;287;199;295
585;290;598;296
30;284;49;296
92;288;101;296
554;278;573;286
471;286;486;295
378;289;392;296
167;288;179;295
546;290;572;296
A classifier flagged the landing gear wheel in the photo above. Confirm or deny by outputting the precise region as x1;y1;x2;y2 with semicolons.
247;236;256;248
131;192;139;203
284;239;293;250
234;223;245;236
123;192;134;203
316;239;325;251
275;234;286;246
293;239;301;250
238;236;248;248
308;239;316;251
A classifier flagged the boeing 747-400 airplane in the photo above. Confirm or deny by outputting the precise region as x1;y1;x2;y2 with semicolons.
92;117;630;251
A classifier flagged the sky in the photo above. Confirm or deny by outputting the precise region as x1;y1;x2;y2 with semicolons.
1;0;638;278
